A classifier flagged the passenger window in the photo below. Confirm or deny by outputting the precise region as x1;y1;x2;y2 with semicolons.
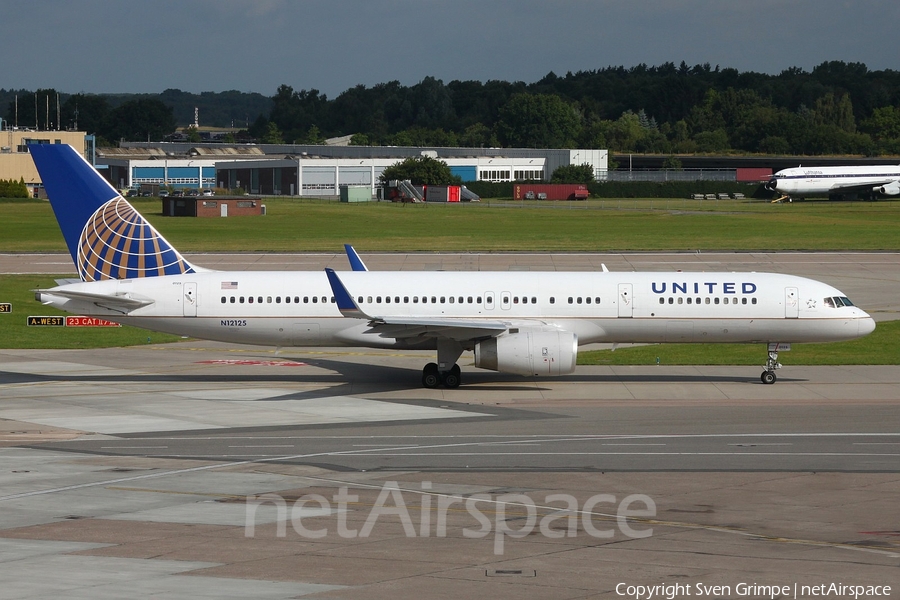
440;296;445;303
330;297;334;303
367;296;373;304
586;297;591;304
221;296;226;304
276;297;281;303
459;297;464;303
230;296;235;303
258;297;263;304
267;297;272;303
376;296;382;303
479;297;484;304
396;297;401;303
594;297;599;304
714;298;720;305
677;297;683;304
295;297;300;303
502;296;509;304
513;297;519;304
550;297;555;304
533;297;538;304
304;297;309;303
705;298;710;304
285;296;291;303
686;298;692;305
249;296;254;304
742;298;747;305
468;297;473;303
358;296;364;303
240;297;245;303
386;296;391;303
422;296;427;304
659;298;665;304
413;296;419;303
431;296;436;303
312;296;318;303
568;297;573;304
668;298;674;304
449;297;454;304
577;297;582;304
752;298;757;304
404;296;409;303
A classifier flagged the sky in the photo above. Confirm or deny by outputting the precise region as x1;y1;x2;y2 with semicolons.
5;0;900;98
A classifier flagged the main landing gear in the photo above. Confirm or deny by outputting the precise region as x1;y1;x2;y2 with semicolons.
422;339;464;389
761;348;782;385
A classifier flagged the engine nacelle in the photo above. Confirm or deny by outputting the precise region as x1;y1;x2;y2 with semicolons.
875;181;900;196
474;330;577;377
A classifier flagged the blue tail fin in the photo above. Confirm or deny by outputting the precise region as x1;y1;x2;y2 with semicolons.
29;144;197;282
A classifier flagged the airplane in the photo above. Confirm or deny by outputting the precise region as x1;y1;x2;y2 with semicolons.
766;164;900;202
30;143;875;388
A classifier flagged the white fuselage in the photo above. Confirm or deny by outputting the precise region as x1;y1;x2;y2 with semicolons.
769;165;900;196
39;270;875;348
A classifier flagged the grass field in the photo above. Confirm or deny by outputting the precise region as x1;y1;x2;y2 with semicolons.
2;196;900;252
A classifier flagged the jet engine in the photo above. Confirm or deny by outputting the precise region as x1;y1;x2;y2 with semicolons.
474;330;577;377
875;181;900;196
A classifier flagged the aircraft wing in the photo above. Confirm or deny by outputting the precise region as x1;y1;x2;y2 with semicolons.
35;288;155;313
829;178;897;192
325;268;510;340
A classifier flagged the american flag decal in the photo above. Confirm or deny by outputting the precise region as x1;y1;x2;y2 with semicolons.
221;281;238;289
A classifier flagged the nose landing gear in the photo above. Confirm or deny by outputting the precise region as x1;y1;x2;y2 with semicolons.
761;348;782;384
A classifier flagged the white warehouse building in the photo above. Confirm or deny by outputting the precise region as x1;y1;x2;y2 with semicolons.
111;143;608;197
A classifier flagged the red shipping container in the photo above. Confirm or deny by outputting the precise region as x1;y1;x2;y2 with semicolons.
736;168;773;182
513;184;590;201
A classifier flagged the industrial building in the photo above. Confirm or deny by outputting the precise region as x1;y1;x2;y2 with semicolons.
113;143;609;197
0;130;95;196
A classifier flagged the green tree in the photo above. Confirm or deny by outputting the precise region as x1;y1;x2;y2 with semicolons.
550;163;595;183
260;122;285;144
496;93;581;148
379;156;460;186
106;98;176;141
60;93;110;135
184;125;201;143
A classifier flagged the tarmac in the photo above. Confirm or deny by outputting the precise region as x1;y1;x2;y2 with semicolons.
0;253;898;598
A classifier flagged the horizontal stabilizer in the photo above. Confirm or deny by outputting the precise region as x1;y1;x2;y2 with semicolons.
35;288;155;313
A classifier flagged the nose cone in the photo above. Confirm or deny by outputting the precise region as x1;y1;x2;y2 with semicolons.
858;316;876;337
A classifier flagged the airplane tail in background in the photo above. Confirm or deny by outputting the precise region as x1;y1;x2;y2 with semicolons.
29;144;197;282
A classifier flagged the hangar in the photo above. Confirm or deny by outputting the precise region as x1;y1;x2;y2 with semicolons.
114;143;609;197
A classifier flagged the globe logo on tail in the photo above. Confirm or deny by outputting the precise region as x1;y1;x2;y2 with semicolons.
77;198;195;281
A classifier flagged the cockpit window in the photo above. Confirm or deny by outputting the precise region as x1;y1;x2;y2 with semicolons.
824;296;854;308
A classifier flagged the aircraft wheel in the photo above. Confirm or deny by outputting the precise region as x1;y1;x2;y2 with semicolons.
422;363;440;388
442;364;461;389
760;371;776;385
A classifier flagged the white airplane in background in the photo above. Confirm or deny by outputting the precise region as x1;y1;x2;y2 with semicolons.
766;164;900;201
30;144;875;387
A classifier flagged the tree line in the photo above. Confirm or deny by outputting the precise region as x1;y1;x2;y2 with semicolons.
5;61;900;156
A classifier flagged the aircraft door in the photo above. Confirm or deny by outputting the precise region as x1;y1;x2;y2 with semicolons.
484;292;495;310
183;282;198;317
501;291;511;310
785;287;799;318
617;283;633;318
